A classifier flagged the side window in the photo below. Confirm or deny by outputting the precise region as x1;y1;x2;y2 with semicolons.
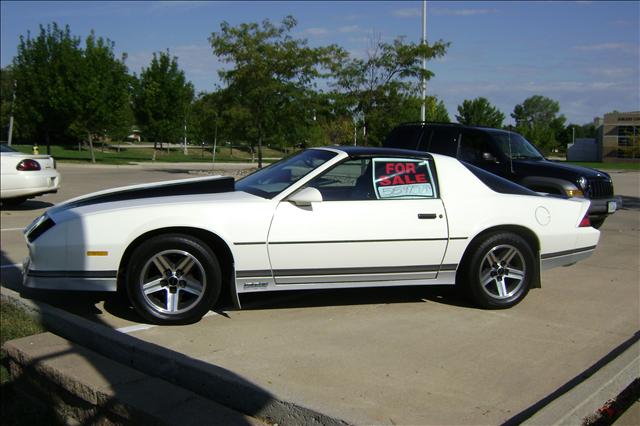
306;158;374;201
373;158;438;199
427;127;459;156
458;131;495;163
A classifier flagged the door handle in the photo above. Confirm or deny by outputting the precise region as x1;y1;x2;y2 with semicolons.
418;213;437;219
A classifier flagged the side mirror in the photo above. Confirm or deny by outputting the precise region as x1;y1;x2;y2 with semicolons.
288;187;323;206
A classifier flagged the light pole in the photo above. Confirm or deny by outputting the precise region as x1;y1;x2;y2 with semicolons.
420;0;427;122
7;80;16;146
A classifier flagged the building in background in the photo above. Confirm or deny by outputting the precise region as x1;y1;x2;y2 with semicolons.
599;111;639;162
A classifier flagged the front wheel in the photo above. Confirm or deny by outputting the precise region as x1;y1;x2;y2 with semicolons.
460;232;535;309
127;234;221;324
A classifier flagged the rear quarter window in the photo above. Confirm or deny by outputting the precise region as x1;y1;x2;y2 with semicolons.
463;162;540;196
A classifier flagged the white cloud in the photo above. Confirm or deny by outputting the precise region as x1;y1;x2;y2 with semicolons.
431;8;499;16
573;43;637;53
392;8;420;18
338;25;360;34
304;27;330;37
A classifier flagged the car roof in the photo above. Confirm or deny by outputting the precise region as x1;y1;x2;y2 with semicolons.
315;145;434;159
393;121;516;135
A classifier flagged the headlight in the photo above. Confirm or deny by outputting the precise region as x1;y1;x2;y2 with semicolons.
577;176;588;190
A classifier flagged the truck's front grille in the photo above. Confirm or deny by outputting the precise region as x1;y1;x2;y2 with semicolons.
588;178;614;199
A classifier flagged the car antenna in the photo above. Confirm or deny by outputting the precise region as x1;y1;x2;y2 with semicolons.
508;130;514;173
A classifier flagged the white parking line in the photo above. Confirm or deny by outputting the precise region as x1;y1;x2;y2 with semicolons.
1;228;24;232
0;263;23;269
116;324;157;333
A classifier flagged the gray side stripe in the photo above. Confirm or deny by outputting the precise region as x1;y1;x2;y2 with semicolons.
541;245;597;259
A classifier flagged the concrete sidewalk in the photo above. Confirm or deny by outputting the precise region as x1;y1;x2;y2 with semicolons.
2;285;637;425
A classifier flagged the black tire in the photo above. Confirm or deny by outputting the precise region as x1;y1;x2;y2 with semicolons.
459;232;535;309
590;217;606;229
126;234;221;324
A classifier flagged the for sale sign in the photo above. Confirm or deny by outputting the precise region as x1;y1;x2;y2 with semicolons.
373;158;436;199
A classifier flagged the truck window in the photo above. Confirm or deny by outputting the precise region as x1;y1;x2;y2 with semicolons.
384;126;423;150
424;127;459;156
458;131;496;163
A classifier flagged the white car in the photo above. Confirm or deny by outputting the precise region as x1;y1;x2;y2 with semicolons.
1;144;61;204
22;147;599;324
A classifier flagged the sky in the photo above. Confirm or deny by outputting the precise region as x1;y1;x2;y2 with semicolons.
1;1;639;125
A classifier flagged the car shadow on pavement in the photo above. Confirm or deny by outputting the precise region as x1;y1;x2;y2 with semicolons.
0;200;53;211
240;284;476;311
0;251;285;425
619;195;640;211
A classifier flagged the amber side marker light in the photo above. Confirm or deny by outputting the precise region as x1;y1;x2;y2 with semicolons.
87;251;109;256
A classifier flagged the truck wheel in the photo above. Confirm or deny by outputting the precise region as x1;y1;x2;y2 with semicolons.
461;232;534;309
127;234;221;324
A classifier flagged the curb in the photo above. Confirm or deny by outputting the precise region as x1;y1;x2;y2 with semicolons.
1;285;348;426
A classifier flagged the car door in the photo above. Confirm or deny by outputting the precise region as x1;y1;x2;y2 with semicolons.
267;156;449;287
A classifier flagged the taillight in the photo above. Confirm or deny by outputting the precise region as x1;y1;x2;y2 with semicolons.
579;213;591;227
17;159;41;171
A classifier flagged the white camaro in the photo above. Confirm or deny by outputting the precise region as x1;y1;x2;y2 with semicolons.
1;144;61;204
23;146;600;324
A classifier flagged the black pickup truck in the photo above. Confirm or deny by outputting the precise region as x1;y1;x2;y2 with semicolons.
383;122;620;228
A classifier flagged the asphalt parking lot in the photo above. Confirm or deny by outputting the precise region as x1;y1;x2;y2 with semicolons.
1;162;639;424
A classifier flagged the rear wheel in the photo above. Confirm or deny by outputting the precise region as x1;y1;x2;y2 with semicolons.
460;232;535;309
127;234;221;324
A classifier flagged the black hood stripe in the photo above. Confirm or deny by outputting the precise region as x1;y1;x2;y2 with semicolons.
62;176;235;209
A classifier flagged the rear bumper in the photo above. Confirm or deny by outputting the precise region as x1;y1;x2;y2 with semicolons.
1;171;61;199
541;245;597;270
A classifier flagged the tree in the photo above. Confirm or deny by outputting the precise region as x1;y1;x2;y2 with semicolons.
334;33;449;146
209;16;343;167
455;97;505;128
1;67;16;142
132;51;194;155
12;23;85;152
511;95;566;153
69;32;132;162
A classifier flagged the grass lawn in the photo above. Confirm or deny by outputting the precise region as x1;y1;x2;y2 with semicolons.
0;300;58;425
12;143;288;165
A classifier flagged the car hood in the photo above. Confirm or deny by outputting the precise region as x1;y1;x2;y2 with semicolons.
48;175;236;215
513;159;611;180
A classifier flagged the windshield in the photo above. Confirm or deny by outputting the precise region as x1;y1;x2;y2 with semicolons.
490;131;545;160
0;144;18;153
236;149;337;198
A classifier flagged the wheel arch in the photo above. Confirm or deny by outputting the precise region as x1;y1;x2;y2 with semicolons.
519;176;577;196
117;226;237;307
458;225;542;289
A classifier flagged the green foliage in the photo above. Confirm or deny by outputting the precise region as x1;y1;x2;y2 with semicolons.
209;16;344;166
512;95;566;153
1;67;16;141
10;23;132;149
333;33;449;145
12;23;84;145
132;51;194;145
69;33;133;142
455;97;505;128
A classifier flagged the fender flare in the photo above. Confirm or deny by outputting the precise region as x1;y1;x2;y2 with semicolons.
518;176;578;195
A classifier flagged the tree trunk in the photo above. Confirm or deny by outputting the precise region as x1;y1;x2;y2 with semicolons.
45;132;51;155
257;124;264;169
88;133;96;164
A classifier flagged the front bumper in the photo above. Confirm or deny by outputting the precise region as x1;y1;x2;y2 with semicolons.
22;258;117;292
588;196;622;216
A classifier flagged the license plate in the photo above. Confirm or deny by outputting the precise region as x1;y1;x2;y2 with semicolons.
607;201;617;213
